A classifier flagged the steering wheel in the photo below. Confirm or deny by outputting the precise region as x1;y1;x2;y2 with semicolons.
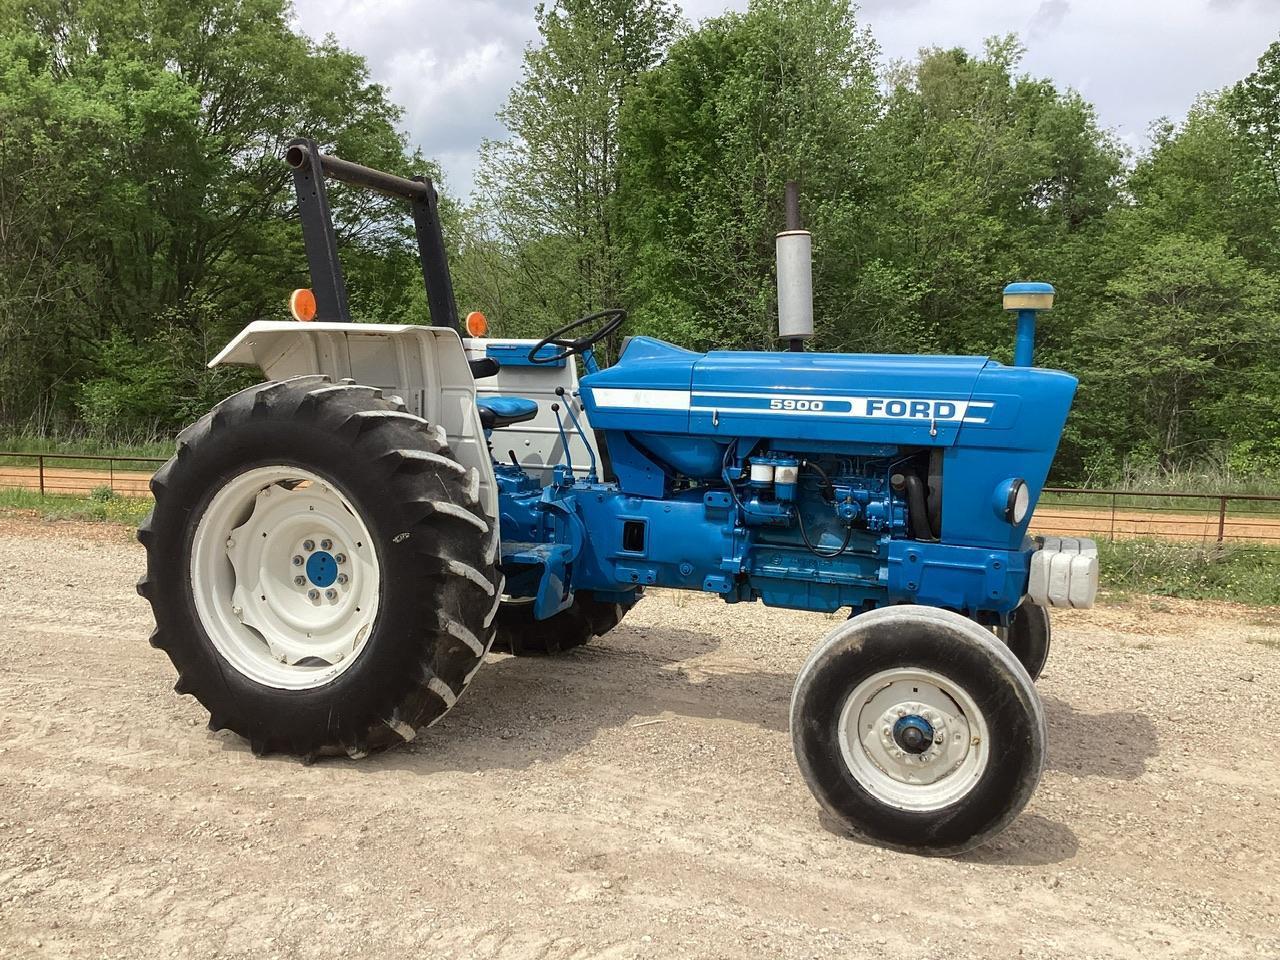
528;308;628;364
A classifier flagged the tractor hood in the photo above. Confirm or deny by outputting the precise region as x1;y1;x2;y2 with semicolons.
582;336;995;447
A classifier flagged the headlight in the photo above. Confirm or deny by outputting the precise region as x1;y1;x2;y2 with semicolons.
1010;480;1030;523
993;478;1030;524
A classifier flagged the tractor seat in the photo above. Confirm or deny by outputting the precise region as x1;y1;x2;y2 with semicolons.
476;395;539;430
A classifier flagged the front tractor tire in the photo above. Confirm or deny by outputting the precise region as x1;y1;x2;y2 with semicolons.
493;591;640;656
137;375;501;759
790;606;1045;856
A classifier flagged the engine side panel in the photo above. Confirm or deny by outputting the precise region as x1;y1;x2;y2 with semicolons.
687;350;991;446
943;364;1077;548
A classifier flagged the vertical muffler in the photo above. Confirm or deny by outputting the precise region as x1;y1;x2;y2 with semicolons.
777;181;814;352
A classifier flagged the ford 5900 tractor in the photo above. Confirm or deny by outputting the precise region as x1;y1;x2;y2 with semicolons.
137;140;1098;855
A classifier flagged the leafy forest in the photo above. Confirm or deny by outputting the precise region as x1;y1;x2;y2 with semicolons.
1;0;1278;485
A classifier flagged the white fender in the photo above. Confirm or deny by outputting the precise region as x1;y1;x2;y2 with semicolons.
211;321;498;521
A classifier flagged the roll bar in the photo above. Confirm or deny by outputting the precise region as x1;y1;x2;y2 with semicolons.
284;136;459;331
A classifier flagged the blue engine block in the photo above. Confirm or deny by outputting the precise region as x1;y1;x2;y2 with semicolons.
493;329;1074;626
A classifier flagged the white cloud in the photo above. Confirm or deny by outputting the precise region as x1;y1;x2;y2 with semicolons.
291;0;1280;197
290;0;538;193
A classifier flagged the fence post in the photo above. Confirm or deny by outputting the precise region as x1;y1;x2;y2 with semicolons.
38;455;45;498
1217;496;1227;545
1109;492;1117;541
109;460;114;493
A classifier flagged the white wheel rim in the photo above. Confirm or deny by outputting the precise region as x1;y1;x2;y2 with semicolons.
190;465;380;690
837;667;990;812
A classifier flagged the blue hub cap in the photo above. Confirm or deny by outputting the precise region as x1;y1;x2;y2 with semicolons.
306;550;338;588
892;715;935;755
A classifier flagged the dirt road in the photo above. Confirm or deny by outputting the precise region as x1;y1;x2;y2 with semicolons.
1;517;1278;959
0;465;153;497
1034;506;1280;546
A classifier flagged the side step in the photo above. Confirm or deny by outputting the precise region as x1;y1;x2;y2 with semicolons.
499;541;578;621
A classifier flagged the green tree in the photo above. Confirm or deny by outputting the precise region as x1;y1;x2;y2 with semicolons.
1080;38;1280;479
1222;40;1280;266
1076;236;1279;472
0;0;426;429
617;0;879;351
870;38;1124;361
474;0;681;339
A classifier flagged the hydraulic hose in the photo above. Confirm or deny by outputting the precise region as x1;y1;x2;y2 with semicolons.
801;459;836;502
891;472;937;541
797;507;854;558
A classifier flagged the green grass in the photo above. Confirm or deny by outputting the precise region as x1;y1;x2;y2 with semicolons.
1081;460;1280;497
0;429;172;469
1097;538;1280;606
0;487;152;525
1047;460;1280;518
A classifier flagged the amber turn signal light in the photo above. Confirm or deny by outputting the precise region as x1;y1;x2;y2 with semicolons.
290;288;317;322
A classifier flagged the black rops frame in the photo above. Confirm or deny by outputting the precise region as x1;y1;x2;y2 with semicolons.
284;136;459;331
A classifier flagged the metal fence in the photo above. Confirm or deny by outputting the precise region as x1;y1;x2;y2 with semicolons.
0;452;166;498
1035;487;1280;547
3;451;1279;547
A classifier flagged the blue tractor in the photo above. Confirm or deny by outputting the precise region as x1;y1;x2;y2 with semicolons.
138;141;1098;855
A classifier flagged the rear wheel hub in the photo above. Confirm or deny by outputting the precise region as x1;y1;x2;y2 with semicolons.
190;465;380;690
305;550;338;587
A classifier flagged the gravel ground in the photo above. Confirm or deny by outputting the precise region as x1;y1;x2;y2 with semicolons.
1;516;1278;960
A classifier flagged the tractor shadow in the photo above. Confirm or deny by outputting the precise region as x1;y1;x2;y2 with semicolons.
1041;694;1157;781
814;810;1081;867
319;617;1160;868
386;620;796;771
374;620;1158;789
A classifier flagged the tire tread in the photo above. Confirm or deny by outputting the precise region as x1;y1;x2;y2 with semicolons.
137;375;499;759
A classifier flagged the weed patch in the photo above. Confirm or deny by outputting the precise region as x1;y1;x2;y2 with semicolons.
1098;538;1280;606
0;488;151;525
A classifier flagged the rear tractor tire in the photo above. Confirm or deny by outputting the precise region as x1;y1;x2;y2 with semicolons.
136;375;501;759
790;606;1045;856
494;590;640;656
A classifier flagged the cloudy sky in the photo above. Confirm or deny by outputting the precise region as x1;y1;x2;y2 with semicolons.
291;0;1280;197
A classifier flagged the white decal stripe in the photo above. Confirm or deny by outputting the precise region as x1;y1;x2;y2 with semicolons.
591;388;691;410
691;392;988;423
590;387;994;423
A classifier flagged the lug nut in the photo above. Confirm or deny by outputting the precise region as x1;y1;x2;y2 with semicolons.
334;553;346;564
324;589;337;601
320;538;333;550
303;539;315;552
292;554;304;566
336;573;349;585
307;589;320;601
294;575;306;586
